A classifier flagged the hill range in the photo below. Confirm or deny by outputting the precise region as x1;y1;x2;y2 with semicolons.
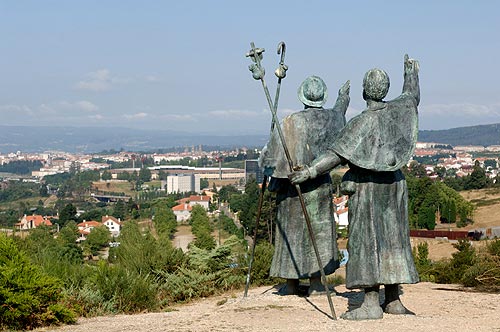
0;126;269;153
1;123;500;153
418;123;500;147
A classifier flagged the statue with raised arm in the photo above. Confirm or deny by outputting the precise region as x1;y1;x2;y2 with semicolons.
290;55;420;319
259;76;349;295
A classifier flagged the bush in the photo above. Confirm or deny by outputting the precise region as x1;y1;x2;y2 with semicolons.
460;240;500;289
153;207;177;238
113;221;186;275
249;241;279;286
450;239;477;281
461;255;500;288
84;225;111;255
416;238;500;290
487;239;500;257
157;240;249;303
91;261;159;313
428;239;477;284
192;231;216;250
0;234;76;330
412;242;434;282
159;268;222;303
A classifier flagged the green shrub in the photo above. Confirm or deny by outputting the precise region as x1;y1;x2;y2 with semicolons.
249;241;279;286
487;239;500;257
192;231;216;250
64;283;114;317
113;221;186;276
159;267;220;302
157;240;248;303
412;242;434;282
158;267;244;303
0;234;76;330
93;262;159;313
427;239;477;284
21;226;86;289
84;225;111;255
72;261;160;315
459;241;500;289
461;255;500;288
417;238;500;290
451;239;477;281
218;213;244;239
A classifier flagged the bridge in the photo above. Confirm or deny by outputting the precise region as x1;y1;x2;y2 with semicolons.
91;193;131;203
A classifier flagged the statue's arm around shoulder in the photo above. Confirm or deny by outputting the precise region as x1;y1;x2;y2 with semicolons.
289;150;344;184
332;80;350;116
402;54;420;106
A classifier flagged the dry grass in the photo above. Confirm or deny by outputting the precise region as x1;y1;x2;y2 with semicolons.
460;188;500;230
92;181;136;196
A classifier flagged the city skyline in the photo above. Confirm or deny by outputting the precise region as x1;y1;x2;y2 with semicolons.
1;1;499;135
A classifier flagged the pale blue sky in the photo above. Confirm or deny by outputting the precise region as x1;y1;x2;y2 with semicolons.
0;1;499;135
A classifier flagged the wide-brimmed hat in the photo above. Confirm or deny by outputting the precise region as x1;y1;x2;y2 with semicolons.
297;75;328;107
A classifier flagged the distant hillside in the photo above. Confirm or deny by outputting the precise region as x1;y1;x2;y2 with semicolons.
418;123;500;147
2;123;500;153
0;126;268;153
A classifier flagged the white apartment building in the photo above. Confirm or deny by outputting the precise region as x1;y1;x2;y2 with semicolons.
166;173;201;194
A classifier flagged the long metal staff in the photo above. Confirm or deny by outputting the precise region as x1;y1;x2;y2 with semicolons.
246;42;337;320
243;175;268;297
244;42;287;298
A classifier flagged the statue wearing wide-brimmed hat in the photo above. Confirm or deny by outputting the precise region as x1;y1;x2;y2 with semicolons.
259;75;349;295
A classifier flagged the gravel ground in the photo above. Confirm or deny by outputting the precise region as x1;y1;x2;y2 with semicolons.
36;282;500;332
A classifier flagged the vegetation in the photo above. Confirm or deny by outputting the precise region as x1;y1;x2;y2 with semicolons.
152;206;177;238
414;239;500;291
218;212;244;239
227;178;276;243
0;160;43;174
3;147;500;330
84;225;111;255
0;205;276;331
0;180;41;203
190;205;216;250
406;175;474;229
0;233;76;330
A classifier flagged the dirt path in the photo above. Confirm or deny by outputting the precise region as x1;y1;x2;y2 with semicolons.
37;282;500;332
172;224;194;252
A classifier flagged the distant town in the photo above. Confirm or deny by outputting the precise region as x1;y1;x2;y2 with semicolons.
2;140;500;241
414;142;500;179
0;145;259;188
2;142;500;185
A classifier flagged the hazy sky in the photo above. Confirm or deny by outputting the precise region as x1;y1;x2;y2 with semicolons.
1;1;499;135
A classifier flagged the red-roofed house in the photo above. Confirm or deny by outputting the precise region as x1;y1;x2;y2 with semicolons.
15;214;53;230
77;220;102;241
172;203;192;222
176;195;211;210
101;215;122;237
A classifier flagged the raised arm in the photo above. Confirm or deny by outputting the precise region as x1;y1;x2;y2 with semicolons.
332;80;350;115
402;54;420;105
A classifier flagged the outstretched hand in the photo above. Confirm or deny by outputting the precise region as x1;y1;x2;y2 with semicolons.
404;54;419;75
339;80;350;96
